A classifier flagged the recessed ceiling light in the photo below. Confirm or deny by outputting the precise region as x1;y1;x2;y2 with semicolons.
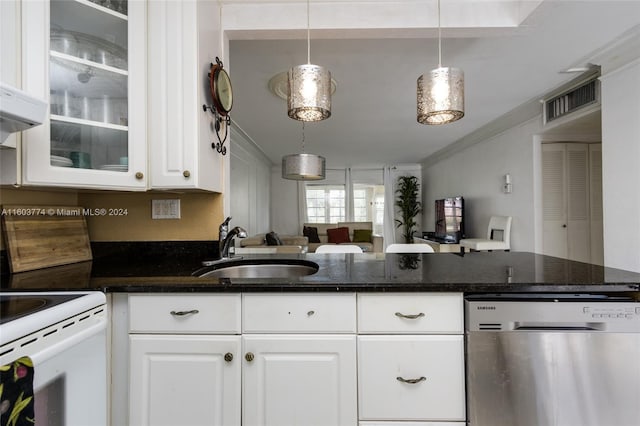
560;65;594;74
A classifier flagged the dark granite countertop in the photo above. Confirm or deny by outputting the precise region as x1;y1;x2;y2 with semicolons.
1;242;639;294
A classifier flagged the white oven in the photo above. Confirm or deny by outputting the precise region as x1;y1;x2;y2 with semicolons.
0;291;107;426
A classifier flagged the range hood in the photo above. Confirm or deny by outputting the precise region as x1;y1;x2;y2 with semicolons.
0;82;47;146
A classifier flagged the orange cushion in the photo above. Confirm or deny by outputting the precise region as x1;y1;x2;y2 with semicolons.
327;227;351;244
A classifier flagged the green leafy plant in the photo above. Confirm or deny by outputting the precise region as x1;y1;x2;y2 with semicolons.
395;175;422;243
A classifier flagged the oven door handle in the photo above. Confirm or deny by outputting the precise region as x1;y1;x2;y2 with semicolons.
29;320;106;365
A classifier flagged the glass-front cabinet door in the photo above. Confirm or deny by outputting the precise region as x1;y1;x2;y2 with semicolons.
21;0;146;190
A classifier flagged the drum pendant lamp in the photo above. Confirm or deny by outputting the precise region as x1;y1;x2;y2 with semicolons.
287;0;331;122
282;122;326;180
417;0;464;125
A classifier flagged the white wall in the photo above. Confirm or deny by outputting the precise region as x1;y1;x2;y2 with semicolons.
421;62;640;273
422;118;541;252
600;60;640;272
229;127;272;237
270;168;303;236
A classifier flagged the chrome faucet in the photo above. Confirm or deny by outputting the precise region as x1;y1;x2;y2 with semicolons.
218;217;247;259
218;216;232;256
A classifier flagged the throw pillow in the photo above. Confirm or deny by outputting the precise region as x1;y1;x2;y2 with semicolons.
353;229;372;243
265;231;283;246
303;226;321;243
327;227;351;244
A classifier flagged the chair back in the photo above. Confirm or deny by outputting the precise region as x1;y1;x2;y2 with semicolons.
385;243;435;253
486;216;512;244
315;244;363;253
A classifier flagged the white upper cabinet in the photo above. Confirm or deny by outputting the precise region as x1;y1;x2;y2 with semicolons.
147;0;224;192
21;0;147;190
16;0;224;191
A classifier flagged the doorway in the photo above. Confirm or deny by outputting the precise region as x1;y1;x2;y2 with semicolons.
541;142;603;264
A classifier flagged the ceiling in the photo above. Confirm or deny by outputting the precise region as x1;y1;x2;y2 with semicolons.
227;0;640;168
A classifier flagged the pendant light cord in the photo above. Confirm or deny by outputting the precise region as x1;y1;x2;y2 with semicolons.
437;0;442;67
301;122;306;153
307;0;311;64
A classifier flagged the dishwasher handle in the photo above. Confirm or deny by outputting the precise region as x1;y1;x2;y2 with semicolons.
512;321;605;331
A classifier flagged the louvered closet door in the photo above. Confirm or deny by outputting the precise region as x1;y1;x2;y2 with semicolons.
566;144;590;263
542;144;568;258
542;143;600;263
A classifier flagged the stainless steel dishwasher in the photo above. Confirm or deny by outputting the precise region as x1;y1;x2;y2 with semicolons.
465;294;640;426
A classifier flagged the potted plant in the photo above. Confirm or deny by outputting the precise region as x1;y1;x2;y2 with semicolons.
395;175;422;243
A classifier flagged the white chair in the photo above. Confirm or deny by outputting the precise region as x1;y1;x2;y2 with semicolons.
459;216;512;252
385;243;435;253
315;244;363;253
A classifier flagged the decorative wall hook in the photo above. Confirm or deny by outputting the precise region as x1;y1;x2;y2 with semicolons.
202;104;230;156
202;57;233;156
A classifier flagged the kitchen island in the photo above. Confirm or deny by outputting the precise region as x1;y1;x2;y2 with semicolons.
2;246;639;293
2;246;639;426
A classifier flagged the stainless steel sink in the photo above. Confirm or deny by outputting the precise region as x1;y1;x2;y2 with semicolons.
193;259;319;279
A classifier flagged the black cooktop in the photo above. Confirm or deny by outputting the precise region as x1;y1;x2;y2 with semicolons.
0;294;85;325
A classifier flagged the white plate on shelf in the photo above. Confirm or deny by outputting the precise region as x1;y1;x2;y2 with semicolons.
99;164;128;172
50;155;73;167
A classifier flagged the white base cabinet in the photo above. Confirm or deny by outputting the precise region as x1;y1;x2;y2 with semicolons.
357;293;465;424
358;336;465;421
360;423;466;426
129;335;241;426
119;292;464;426
243;335;357;426
127;294;242;425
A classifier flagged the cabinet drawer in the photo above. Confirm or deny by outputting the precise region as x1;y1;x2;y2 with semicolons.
357;293;463;333
243;293;356;333
129;294;241;334
358;336;465;421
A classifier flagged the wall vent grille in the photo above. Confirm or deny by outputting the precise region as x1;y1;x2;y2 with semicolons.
544;76;600;124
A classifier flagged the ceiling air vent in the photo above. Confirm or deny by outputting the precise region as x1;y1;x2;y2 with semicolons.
542;71;600;126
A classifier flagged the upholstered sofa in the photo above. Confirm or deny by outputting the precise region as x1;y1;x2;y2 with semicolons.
302;221;383;253
238;234;309;253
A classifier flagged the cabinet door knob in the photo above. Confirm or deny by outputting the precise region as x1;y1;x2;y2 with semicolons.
224;353;233;362
245;352;255;362
183;170;191;178
396;376;426;384
395;312;425;320
135;172;144;180
170;309;200;316
307;310;315;316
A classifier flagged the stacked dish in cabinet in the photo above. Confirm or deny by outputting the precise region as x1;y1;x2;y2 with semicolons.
48;0;129;172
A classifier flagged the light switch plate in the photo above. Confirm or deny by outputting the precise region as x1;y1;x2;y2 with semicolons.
152;199;181;219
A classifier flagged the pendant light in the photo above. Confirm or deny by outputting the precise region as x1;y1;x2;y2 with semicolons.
282;122;326;180
287;0;331;122
417;0;464;125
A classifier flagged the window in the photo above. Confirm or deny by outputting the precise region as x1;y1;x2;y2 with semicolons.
353;183;385;235
305;185;345;223
304;178;385;235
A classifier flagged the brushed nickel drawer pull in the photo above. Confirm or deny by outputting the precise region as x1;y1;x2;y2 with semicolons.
170;309;200;316
395;312;425;320
396;376;426;384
